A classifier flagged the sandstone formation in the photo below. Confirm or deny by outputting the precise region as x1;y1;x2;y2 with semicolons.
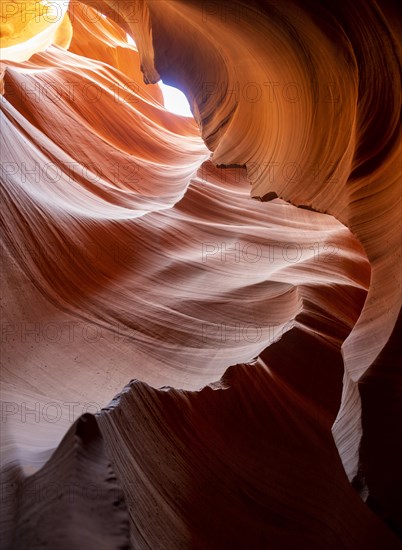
0;1;401;548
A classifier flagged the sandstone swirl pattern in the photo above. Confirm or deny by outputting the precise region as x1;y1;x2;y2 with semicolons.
0;1;401;548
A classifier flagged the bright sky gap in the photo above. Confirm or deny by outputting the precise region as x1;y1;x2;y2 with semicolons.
126;33;193;117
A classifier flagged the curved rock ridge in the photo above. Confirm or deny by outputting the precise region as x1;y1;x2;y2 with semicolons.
116;0;401;480
97;361;401;549
0;0;401;547
1;414;130;550
3;363;402;549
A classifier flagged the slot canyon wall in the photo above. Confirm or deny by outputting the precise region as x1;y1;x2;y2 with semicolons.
0;0;401;548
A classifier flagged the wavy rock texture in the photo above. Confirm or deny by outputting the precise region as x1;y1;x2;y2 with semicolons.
0;0;401;548
2;414;130;550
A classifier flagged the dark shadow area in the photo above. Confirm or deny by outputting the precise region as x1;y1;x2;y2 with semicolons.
359;309;402;539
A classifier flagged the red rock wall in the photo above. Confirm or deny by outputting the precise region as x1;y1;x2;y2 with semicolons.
1;1;401;548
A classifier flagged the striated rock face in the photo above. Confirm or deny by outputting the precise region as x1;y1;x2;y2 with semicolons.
4;414;130;550
0;1;401;548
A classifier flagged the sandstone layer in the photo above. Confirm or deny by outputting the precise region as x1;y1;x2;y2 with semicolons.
0;1;401;548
